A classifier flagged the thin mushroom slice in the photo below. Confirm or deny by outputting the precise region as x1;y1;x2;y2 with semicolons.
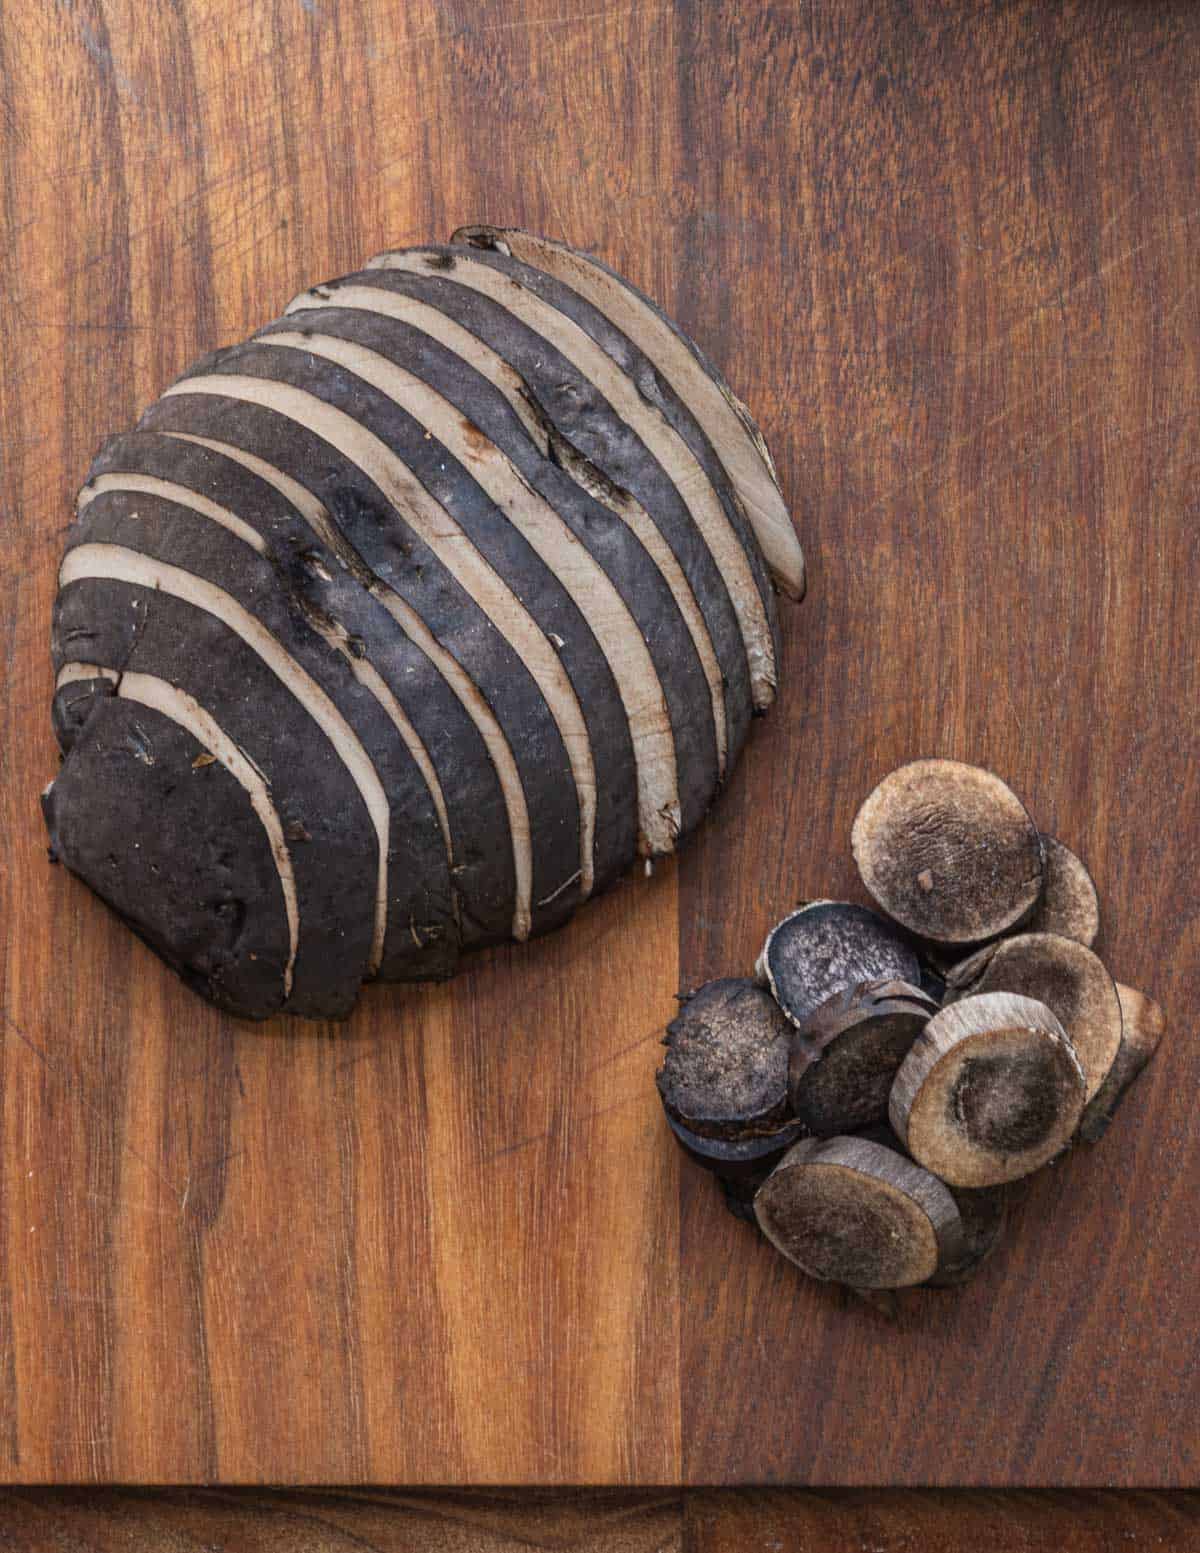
656;978;793;1142
1025;834;1101;947
450;224;807;601
1079;983;1165;1141
946;932;1122;1102
890;992;1086;1188
754;1136;963;1290
851;759;1044;945
756;901;920;1029
788;979;937;1136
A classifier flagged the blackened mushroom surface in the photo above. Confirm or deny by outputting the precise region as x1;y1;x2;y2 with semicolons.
1079;983;1165;1141
657;978;794;1140
890;992;1086;1187
946;932;1122;1102
46;232;801;1018
851;759;1044;945
757;902;921;1028
754;1136;963;1289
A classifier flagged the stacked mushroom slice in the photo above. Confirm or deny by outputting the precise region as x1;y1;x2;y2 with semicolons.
44;227;804;1019
657;760;1164;1297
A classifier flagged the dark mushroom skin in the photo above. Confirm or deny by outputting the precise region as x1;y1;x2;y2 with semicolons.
758;902;922;1029
254;306;721;839
45;233;801;1018
61;464;459;989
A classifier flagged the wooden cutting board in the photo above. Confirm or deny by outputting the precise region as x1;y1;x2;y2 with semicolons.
1;0;1197;1486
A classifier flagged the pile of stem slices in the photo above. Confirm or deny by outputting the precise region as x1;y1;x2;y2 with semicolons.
656;759;1166;1299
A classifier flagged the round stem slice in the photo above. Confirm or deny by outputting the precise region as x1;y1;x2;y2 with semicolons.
656;978;793;1140
1026;835;1100;947
1079;983;1165;1141
889;992;1086;1186
756;901;920;1029
754;1136;963;1289
851;760;1044;944
945;932;1121;1101
788;979;938;1135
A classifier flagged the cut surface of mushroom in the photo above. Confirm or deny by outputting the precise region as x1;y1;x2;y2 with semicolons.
890;991;1086;1187
754;1135;963;1289
757;901;921;1029
946;932;1122;1102
449;224;807;601
1079;983;1165;1141
657;977;793;1141
851;759;1044;944
788;979;937;1136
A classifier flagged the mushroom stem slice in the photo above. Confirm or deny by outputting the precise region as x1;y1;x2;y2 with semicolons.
1079;983;1165;1141
754;1135;964;1290
851;759;1044;945
890;991;1086;1188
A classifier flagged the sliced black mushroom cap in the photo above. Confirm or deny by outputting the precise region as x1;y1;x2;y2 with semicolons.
890;992;1086;1187
1079;984;1165;1141
363;239;782;715
50;573;380;1018
945;932;1122;1102
254;304;721;840
851;759;1044;945
787;979;938;1136
140;382;594;942
657;978;794;1141
1024;835;1101;947
282;269;751;792
44;685;293;1020
447;224;807;603
67;452;461;986
754;1136;964;1289
756;901;921;1029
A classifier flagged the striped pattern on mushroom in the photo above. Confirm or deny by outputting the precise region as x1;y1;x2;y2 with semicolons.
44;226;805;1020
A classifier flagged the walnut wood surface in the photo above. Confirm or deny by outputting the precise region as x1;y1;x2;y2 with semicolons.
1;1491;1199;1550
0;0;1196;1486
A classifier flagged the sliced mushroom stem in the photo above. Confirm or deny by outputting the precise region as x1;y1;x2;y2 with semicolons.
787;979;937;1136
656;977;794;1141
851;759;1044;945
754;1135;964;1289
945;932;1122;1102
756;901;921;1029
890;992;1086;1187
1025;834;1101;947
1079;983;1165;1141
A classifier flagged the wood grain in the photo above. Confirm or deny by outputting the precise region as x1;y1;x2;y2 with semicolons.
1;1490;1199;1550
0;0;1197;1486
675;0;1200;1486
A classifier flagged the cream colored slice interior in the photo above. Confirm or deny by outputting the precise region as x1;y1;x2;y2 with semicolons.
79;472;268;553
161;430;533;940
283;283;728;774
485;227;805;601
59;543;390;978
163;373;597;901
258;329;681;855
365;247;778;710
55;661;300;1000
